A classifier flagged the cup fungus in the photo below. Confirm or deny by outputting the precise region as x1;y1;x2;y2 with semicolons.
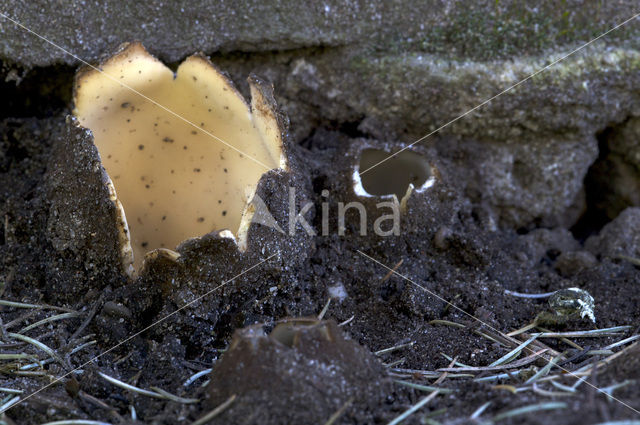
72;42;287;275
354;148;437;208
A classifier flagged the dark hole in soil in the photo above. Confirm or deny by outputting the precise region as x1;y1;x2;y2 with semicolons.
0;63;74;118
358;149;431;200
571;119;640;240
329;119;367;138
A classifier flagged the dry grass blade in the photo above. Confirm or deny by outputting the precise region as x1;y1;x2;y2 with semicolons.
39;420;113;425
536;326;632;338
323;397;354;425
489;335;538;367
474;370;528;382
428;319;466;329
440;353;472;368
191;394;237;425
0;395;20;414
18;312;81;334
438;349;548;372
604;335;640;350
375;341;415;356
0;387;23;394
532;382;575;397
317;298;332;320
388;390;440;425
381;259;404;283
0;353;35;361
504;290;555;299
149;386;199;404
490;402;567;422
389;368;440;379
98;372;165;399
6;332;65;367
600;380;636;401
430;318;561;359
394;380;455;394
183;369;212;387
0;299;74;312
0;300;41;309
615;254;640;266
525;355;561;384
470;401;492;420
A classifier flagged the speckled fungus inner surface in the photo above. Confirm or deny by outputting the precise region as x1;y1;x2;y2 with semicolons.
73;42;285;274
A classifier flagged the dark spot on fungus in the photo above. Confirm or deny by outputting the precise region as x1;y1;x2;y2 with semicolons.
194;168;201;172
222;211;227;216
170;169;175;174
121;102;130;108
145;184;150;189
183;146;188;150
162;216;166;221
197;217;204;222
223;168;228;173
127;119;131;122
192;76;197;81
102;106;109;111
163;137;174;143
138;144;144;150
218;200;222;204
141;242;148;248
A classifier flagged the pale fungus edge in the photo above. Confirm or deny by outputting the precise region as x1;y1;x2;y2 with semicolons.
72;41;287;277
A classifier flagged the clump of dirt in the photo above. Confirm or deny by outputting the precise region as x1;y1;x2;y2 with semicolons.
206;319;392;424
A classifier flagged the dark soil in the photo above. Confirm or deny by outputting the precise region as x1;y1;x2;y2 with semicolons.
0;61;639;425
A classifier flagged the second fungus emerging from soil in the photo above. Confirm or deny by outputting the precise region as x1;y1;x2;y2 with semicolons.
355;148;436;206
73;42;286;274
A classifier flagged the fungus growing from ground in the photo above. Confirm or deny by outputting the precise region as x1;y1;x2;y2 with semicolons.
354;148;436;206
73;42;286;275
